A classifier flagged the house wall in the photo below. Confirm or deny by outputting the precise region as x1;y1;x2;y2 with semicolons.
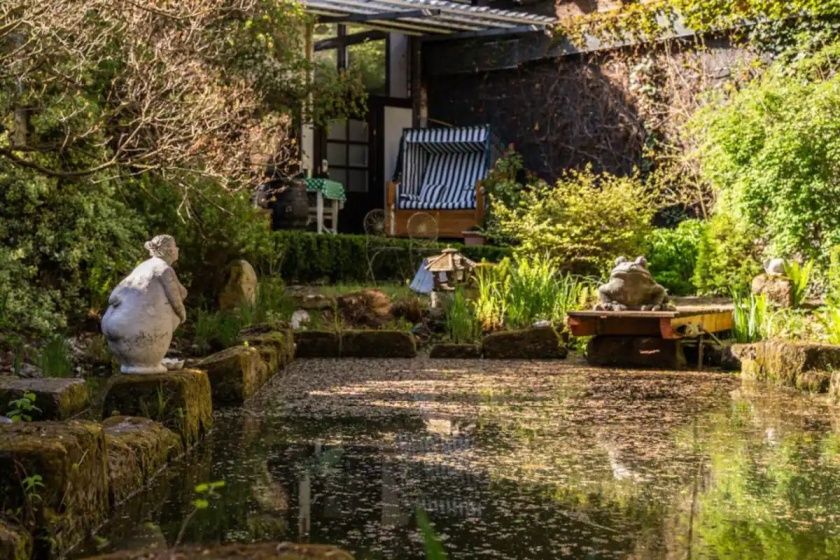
424;36;751;180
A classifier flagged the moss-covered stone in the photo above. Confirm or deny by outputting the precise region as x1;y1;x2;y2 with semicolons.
586;336;686;369
0;421;109;558
242;330;295;371
738;341;840;392
102;416;183;505
482;327;567;360
0;520;32;560
102;369;213;447
0;377;89;420
80;541;354;559
195;346;265;407
429;343;482;359
294;330;340;358
341;330;416;358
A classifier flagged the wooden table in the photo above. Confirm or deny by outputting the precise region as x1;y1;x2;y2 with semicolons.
566;308;733;340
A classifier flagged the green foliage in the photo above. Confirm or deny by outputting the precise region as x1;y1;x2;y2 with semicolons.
732;293;770;343
690;42;840;263
444;289;480;344
645;220;705;296
827;247;840;307
6;392;41;422
0;167;146;340
253;278;295;326
784;260;815;308
35;336;74;378
193;310;246;355
416;509;448;560
273;230;510;284
822;307;840;345
491;166;655;276
472;255;593;331
693;212;762;296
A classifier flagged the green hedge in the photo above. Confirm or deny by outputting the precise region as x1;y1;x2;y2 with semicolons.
272;231;511;283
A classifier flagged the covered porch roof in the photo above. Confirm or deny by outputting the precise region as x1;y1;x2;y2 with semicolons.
302;0;556;39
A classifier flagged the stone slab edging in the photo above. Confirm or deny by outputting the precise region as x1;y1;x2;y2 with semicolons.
294;330;416;359
79;541;354;559
0;377;89;421
482;326;568;360
733;341;840;395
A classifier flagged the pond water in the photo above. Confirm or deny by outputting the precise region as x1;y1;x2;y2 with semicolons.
76;358;840;559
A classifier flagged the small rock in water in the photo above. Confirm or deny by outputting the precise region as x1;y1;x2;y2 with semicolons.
532;320;551;328
0;416;13;424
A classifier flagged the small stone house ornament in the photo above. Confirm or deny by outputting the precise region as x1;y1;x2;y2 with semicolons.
425;248;476;308
101;235;187;374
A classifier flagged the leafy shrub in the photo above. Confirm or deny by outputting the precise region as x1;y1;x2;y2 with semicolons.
693;212;762;296
193;309;245;355
491;166;655;276
732;293;770;343
689;41;840;263
273;231;510;284
444;289;480;343
822;307;840;345
645;220;705;295
827;246;840;307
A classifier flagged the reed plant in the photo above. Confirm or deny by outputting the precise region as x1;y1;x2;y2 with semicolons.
784;259;814;308
732;292;770;343
444;289;480;343
35;335;73;377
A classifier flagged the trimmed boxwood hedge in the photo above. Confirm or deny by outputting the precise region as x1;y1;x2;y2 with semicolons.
272;231;510;283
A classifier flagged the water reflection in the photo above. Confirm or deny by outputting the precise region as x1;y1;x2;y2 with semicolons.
75;360;840;559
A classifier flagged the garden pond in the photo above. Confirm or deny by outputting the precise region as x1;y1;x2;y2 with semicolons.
75;358;840;559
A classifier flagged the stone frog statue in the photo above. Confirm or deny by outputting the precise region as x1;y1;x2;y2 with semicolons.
101;235;187;374
595;256;674;311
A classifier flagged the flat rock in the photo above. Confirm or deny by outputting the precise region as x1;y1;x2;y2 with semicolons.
103;369;213;447
586;336;686;369
751;273;793;308
482;327;567;360
341;330;416;358
737;341;840;393
195;346;265;407
0;520;32;560
80;541;354;559
0;421;109;557
429;343;482;359
294;331;341;358
103;416;183;505
0;377;89;420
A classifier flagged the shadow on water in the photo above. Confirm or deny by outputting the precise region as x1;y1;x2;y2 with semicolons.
74;360;840;559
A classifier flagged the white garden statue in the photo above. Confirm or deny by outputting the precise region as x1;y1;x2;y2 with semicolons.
101;235;187;374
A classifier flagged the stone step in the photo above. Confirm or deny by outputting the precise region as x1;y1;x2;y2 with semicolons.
0;377;89;420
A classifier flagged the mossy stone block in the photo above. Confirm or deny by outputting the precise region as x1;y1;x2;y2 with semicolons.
0;421;109;557
738;341;840;392
482;327;567;360
80;541;354;559
429;343;482;359
195;346;265;407
586;336;685;369
0;520;32;560
0;377;89;420
294;331;341;358
103;369;213;447
341;330;416;358
242;330;295;372
103;416;183;505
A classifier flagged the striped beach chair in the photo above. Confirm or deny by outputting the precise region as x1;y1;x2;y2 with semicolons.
386;125;493;238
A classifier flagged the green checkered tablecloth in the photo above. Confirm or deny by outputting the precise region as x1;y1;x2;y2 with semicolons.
304;178;346;202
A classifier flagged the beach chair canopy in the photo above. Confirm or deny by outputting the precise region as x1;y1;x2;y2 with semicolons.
394;125;492;210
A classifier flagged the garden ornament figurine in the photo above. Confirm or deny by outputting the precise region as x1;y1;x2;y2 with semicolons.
764;258;786;277
595;256;674;311
101;235;187;374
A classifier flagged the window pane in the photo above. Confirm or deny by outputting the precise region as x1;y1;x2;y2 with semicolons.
348;144;368;167
348;40;386;95
329;168;347;186
348;169;368;193
326;142;346;166
348;119;368;142
327;120;346;141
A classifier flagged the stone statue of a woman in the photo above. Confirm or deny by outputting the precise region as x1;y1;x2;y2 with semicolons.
101;235;187;374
